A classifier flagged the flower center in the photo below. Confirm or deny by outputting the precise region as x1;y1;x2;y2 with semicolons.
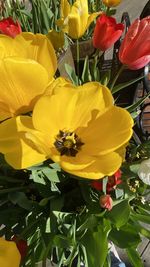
54;130;84;157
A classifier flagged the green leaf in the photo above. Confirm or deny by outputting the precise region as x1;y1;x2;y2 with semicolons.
81;56;92;82
127;91;150;113
65;63;78;85
80;219;111;267
77;214;98;233
112;75;144;94
131;220;150;239
126;247;144;267
8;192;33;210
129;163;140;174
106;200;130;228
109;223;141;248
131;213;150;224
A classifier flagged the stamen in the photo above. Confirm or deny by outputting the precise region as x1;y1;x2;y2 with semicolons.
54;130;84;157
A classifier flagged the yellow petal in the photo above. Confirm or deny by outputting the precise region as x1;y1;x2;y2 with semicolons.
45;76;72;95
0;116;46;169
0;34;28;59
61;152;122;179
32;92;78;137
52;82;113;128
33;82;113;137
21;32;57;78
0;57;49;121
47;30;64;51
72;82;113;128
86;12;101;31
60;152;95;171
0;238;20;267
67;0;88;39
60;0;71;18
81;106;133;156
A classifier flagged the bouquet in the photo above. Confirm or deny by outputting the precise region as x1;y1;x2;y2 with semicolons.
0;0;150;266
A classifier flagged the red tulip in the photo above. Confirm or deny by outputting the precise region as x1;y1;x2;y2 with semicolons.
0;17;22;38
100;194;113;211
93;14;124;51
119;16;150;70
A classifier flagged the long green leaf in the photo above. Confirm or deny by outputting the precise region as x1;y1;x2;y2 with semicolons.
112;76;144;94
126;247;144;267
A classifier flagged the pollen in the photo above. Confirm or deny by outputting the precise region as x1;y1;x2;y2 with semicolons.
54;130;84;157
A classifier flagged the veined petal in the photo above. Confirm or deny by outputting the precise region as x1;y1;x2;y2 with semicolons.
53;82;113;128
21;32;57;78
67;13;81;39
60;152;95;171
0;116;46;169
0;34;28;59
81;106;133;155
61;152;122;179
32;92;78;136
33;82;113;137
0;57;49;121
60;0;71;18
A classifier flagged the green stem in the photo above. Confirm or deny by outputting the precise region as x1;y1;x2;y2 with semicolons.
110;64;125;90
76;39;80;85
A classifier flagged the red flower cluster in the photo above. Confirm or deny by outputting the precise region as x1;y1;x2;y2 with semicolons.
0;17;22;38
91;169;122;193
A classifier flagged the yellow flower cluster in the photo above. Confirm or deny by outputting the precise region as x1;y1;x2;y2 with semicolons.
0;26;133;179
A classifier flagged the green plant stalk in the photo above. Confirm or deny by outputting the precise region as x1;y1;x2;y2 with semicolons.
110;64;125;90
16;0;28;32
76;39;80;85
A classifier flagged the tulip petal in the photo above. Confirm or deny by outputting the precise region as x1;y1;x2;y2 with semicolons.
61;152;122;179
32;82;113;136
124;55;150;70
0;34;27;59
0;238;21;267
0;33;57;78
21;32;57;78
0;57;49;121
60;152;95;171
0;116;46;169
86;12;100;30
81;106;133;155
60;0;71;18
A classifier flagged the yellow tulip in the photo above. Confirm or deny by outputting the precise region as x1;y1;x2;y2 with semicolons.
0;237;21;267
0;32;57;78
57;0;100;39
0;57;49;121
0;82;133;179
102;0;121;7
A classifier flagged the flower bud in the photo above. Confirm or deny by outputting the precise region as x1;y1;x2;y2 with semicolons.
100;194;113;211
102;0;121;7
